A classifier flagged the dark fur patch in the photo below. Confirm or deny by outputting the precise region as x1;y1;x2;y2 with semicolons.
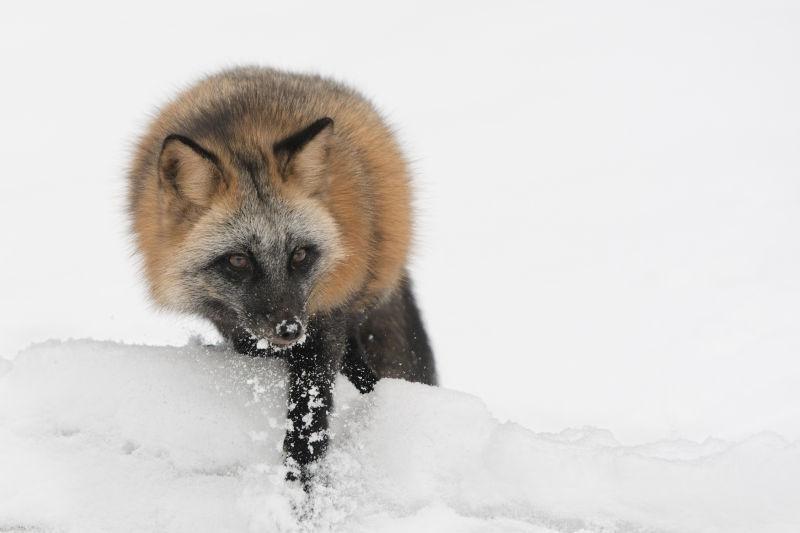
233;150;269;203
354;276;437;385
342;338;378;393
161;134;221;166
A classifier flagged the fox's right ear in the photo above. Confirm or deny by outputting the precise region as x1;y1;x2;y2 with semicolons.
158;135;224;207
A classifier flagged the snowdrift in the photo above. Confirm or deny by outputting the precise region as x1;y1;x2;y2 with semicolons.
1;340;798;532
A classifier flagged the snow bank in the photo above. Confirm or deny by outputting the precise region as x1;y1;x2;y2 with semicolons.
1;340;798;532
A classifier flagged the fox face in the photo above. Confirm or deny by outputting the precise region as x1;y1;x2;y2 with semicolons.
152;119;345;349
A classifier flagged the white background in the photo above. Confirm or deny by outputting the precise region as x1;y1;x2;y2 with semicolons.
1;0;798;444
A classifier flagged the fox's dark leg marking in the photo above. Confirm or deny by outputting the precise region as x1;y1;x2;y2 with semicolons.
350;277;437;386
284;358;334;485
283;315;344;486
341;337;378;393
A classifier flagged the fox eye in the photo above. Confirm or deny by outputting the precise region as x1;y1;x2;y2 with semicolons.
213;252;255;282
289;245;317;273
227;253;250;270
291;247;307;266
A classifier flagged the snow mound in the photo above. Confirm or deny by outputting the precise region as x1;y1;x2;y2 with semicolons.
1;340;798;532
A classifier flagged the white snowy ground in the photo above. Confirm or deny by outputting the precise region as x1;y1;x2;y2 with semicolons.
1;340;798;533
2;1;800;531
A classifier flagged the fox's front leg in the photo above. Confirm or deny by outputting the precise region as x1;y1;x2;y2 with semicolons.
284;359;334;483
283;316;343;485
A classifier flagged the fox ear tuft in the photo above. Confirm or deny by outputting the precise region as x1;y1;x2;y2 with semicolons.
158;135;223;207
273;118;334;193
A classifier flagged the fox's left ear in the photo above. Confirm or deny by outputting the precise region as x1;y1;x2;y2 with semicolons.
273;117;334;194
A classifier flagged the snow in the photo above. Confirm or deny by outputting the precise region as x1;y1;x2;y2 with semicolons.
2;340;798;532
2;0;800;530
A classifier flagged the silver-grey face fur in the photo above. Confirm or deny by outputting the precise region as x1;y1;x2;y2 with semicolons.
160;181;344;348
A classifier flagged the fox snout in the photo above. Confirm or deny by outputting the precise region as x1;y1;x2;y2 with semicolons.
248;312;306;349
271;317;304;346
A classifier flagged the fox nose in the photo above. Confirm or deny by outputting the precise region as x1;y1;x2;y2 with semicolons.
275;318;303;343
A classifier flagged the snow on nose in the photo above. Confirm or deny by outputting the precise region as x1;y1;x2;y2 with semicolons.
275;318;302;342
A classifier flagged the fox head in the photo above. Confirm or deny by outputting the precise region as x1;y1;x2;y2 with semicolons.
130;69;415;349
148;118;348;349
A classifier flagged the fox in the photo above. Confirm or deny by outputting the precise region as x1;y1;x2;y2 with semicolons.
127;66;436;483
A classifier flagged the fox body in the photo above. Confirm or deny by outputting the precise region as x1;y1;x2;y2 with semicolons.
128;67;436;481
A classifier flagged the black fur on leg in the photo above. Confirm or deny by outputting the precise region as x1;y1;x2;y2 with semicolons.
341;337;378;393
283;365;333;484
353;276;437;386
282;315;343;486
